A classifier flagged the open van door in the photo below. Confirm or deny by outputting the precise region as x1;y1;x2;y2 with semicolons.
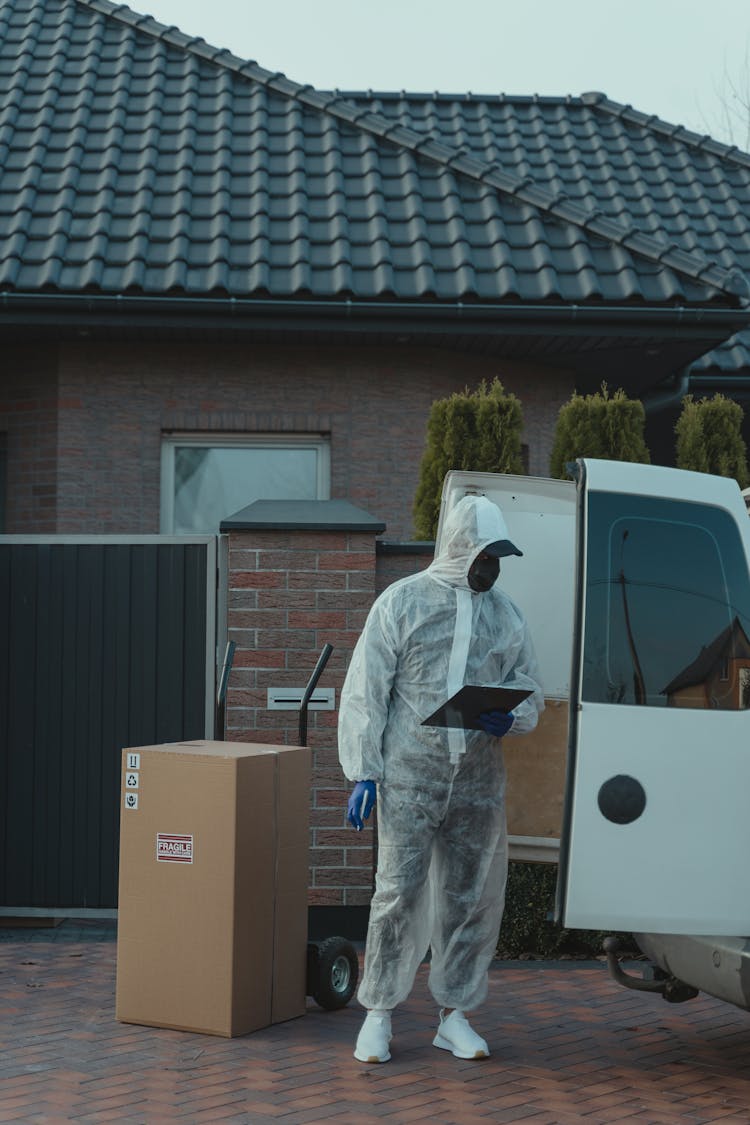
436;470;576;863
558;459;750;935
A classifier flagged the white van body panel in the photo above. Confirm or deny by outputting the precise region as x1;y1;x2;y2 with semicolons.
567;702;750;932
569;459;750;935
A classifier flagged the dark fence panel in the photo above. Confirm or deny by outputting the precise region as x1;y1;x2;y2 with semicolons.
0;539;213;910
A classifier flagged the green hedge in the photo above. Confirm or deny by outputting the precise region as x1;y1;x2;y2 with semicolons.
412;377;525;539
549;384;650;479
675;393;749;488
497;861;636;959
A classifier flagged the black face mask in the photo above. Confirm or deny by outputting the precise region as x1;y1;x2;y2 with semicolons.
468;553;500;592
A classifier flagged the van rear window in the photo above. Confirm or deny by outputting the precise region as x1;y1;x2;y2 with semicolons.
582;493;750;709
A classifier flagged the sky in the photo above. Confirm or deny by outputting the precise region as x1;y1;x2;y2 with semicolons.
132;0;750;148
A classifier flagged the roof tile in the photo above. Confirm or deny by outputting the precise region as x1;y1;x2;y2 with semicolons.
1;0;750;373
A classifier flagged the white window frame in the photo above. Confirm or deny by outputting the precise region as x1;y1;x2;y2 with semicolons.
160;433;331;534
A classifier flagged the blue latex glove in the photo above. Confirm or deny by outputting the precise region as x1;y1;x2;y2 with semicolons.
347;780;376;831
478;710;515;738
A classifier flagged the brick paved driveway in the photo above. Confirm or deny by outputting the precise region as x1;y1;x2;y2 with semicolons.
1;923;750;1124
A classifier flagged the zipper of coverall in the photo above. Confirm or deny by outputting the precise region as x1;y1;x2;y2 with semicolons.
445;586;473;767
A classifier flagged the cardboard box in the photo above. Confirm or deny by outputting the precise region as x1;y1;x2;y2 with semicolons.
115;740;311;1037
504;699;568;840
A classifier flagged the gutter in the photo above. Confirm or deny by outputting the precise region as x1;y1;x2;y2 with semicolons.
0;291;748;338
643;370;750;414
642;370;692;414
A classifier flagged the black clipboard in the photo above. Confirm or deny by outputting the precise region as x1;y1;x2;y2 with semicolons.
421;684;533;731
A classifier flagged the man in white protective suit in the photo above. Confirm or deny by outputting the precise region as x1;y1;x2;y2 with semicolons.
338;494;544;1064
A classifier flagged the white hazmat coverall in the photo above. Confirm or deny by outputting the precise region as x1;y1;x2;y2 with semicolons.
338;495;544;1012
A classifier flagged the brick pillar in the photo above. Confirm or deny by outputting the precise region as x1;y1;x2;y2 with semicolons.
222;500;385;914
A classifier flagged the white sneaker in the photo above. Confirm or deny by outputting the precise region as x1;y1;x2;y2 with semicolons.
354;1009;392;1063
433;1009;489;1059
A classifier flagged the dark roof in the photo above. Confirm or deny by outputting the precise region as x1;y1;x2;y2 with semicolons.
663;617;750;694
2;0;750;371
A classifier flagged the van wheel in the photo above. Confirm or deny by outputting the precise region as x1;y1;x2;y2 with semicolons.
307;936;359;1010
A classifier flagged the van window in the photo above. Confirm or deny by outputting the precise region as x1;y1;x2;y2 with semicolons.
582;493;750;709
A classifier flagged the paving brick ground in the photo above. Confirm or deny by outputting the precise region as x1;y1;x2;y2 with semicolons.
1;922;750;1124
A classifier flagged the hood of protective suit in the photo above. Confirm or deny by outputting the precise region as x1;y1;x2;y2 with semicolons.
428;495;521;590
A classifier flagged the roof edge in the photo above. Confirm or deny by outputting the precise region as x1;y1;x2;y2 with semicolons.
3;290;749;328
581;91;750;169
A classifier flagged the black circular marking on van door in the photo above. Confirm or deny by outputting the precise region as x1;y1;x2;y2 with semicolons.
597;774;646;824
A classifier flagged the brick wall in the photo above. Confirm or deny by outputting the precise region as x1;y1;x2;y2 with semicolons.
1;339;575;536
225;523;381;908
375;541;434;595
1;346;59;532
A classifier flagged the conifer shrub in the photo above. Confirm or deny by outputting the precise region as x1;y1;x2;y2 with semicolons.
413;378;524;539
549;384;650;478
675;393;749;488
497;861;636;959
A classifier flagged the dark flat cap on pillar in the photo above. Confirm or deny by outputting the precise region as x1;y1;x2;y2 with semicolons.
219;499;386;533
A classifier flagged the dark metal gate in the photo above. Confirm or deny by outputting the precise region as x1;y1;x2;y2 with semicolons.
0;537;217;912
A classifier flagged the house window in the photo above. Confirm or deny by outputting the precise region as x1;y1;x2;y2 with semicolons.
160;434;330;534
740;668;750;709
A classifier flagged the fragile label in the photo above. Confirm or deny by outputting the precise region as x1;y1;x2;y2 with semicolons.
156;833;194;863
124;792;139;810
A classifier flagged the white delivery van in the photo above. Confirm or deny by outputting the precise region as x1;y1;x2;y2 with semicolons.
436;460;750;1012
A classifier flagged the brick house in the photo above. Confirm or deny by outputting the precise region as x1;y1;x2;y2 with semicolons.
664;618;750;711
3;0;750;541
4;0;750;924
